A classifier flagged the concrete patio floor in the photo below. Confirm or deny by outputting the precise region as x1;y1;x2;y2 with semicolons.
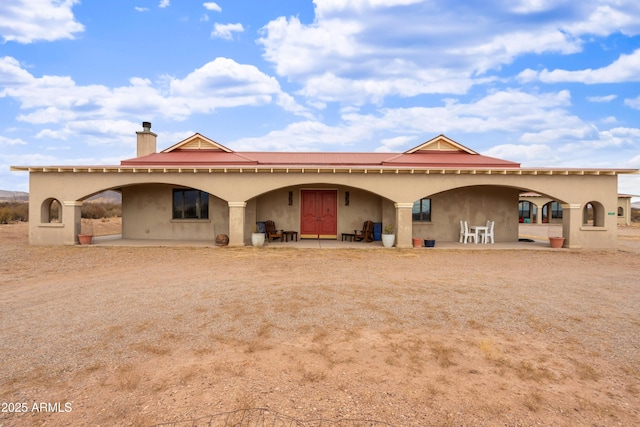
92;234;557;250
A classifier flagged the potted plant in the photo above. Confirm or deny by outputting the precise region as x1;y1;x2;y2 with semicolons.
549;236;565;248
78;218;94;245
251;223;265;246
381;224;395;248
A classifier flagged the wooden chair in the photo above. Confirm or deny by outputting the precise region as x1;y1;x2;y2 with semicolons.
354;220;374;242
264;220;283;242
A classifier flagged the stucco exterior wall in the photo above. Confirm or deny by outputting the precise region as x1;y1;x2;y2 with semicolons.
411;186;520;242
252;185;385;242
121;184;228;241
24;169;622;248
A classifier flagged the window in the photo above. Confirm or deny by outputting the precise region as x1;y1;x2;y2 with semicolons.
173;189;209;219
550;202;563;219
412;198;431;222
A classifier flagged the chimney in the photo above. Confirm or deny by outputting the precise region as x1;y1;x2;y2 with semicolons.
136;121;157;157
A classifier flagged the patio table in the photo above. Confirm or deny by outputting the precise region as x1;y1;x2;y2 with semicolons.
470;225;489;244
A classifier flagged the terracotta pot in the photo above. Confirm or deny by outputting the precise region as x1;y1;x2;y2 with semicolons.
549;237;565;248
215;234;229;246
412;237;422;248
78;234;93;245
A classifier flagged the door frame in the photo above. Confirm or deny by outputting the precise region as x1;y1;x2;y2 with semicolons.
299;188;338;239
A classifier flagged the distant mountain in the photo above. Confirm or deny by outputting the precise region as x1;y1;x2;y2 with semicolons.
632;201;640;209
0;190;28;202
0;189;122;203
87;190;122;204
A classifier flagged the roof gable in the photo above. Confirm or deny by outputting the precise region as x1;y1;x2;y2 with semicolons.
162;133;233;153
405;135;478;154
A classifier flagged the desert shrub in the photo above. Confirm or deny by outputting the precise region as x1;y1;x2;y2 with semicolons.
0;202;29;223
81;203;107;219
105;204;122;218
0;207;11;224
81;202;121;219
632;208;640;223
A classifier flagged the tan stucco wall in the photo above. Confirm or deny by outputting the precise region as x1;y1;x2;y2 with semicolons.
617;197;631;226
121;184;228;240
412;186;520;241
253;185;386;241
25;169;621;248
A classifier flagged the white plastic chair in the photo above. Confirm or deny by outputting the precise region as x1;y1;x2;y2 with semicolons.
459;220;476;244
480;220;495;244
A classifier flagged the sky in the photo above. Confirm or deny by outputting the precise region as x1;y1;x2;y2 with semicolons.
1;0;639;200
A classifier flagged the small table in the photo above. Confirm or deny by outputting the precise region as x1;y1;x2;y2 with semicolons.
342;233;355;241
470;226;489;244
282;231;298;242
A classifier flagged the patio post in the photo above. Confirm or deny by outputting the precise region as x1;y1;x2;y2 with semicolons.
63;201;82;245
561;203;582;248
394;202;414;248
228;201;247;246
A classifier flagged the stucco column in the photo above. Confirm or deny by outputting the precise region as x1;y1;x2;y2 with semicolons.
63;201;82;245
561;203;582;249
395;202;414;248
227;201;246;247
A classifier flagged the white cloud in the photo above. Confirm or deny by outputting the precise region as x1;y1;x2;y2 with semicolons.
509;0;565;14
313;0;423;18
587;95;617;103
0;135;27;146
563;5;640;37
159;0;170;8
375;135;416;152
203;2;222;12
518;49;640;84
211;23;244;40
0;0;84;44
135;7;149;12
482;144;559;164
0;56;308;132
624;95;640;110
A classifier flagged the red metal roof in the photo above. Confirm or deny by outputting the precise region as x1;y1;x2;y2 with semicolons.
122;149;520;168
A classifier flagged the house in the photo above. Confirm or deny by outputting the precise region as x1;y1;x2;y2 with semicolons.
12;122;638;248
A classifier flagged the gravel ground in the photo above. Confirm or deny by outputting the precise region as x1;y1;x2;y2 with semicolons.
1;222;639;426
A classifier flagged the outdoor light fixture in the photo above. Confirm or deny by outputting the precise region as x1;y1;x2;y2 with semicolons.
288;191;293;206
345;191;350;206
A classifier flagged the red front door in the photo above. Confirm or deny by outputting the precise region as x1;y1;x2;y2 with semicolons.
300;190;337;239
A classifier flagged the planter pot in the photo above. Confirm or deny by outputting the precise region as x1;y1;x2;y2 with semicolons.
381;234;395;248
549;237;565;248
412;237;422;248
424;239;436;247
215;234;229;246
78;234;93;245
251;232;265;247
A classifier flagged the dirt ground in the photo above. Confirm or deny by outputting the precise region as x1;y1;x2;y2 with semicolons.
1;221;639;427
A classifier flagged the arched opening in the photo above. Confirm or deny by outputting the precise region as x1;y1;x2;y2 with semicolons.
41;198;62;223
583;201;605;227
618;206;624;217
250;183;394;242
518;201;536;223
541;201;563;223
